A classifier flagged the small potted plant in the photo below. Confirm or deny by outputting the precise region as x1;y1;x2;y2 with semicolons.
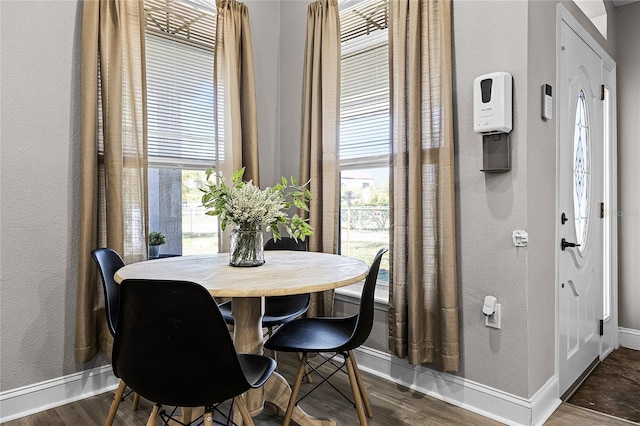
148;231;166;259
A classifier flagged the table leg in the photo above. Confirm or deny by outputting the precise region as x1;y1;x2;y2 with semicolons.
232;297;336;426
232;297;265;416
263;373;336;426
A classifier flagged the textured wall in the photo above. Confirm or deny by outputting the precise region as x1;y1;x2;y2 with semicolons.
615;1;640;331
525;0;557;397
0;0;110;391
246;0;282;187
278;0;307;182
452;0;531;397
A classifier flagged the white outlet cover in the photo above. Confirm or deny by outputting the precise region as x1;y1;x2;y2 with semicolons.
485;303;501;329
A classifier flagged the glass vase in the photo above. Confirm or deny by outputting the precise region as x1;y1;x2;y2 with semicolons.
229;225;265;267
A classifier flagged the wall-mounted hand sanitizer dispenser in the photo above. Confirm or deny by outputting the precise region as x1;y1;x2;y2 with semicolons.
474;72;512;134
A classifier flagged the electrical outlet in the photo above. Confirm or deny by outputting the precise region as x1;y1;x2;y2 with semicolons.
485;303;501;329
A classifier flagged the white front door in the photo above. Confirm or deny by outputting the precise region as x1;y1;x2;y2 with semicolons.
557;15;609;397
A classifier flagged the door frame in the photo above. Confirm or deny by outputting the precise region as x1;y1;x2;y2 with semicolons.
555;3;618;398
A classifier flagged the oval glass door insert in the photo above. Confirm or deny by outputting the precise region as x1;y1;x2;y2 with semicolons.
573;89;590;251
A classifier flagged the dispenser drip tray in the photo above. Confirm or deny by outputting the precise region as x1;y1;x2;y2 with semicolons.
481;133;511;172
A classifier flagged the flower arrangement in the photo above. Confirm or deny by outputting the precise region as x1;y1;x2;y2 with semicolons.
201;167;313;265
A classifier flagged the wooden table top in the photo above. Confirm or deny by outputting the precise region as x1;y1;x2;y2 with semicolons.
114;251;369;298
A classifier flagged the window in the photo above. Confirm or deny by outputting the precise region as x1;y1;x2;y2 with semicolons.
144;0;219;256
338;0;390;295
573;89;590;251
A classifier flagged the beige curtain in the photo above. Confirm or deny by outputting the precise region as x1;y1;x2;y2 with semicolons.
299;0;341;317
214;0;259;184
214;0;260;252
388;0;459;372
75;0;148;363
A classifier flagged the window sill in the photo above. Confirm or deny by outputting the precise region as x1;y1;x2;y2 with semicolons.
334;280;389;310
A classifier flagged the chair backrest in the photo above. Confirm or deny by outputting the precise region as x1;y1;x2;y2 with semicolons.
112;279;252;408
264;236;308;251
264;237;310;315
340;248;388;351
91;248;125;336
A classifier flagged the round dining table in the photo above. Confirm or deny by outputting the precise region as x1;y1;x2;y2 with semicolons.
115;250;369;426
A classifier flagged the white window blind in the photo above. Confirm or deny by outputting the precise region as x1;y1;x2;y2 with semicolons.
340;0;389;169
144;0;219;169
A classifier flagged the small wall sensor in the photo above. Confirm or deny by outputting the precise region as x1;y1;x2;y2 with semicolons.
542;84;552;120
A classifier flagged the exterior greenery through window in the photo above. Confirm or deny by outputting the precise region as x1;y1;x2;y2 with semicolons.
144;0;219;256
339;0;390;282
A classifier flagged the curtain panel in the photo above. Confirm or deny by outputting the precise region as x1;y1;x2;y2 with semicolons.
299;0;341;317
214;0;260;253
388;0;459;372
214;0;260;184
76;0;148;362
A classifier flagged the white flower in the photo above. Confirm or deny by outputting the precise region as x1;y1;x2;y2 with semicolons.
200;167;314;242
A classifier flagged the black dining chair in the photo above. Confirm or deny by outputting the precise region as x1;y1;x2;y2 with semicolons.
90;248;141;426
113;279;277;426
264;248;388;426
218;237;310;334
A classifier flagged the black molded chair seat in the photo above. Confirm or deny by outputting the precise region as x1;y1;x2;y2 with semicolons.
264;316;358;353
219;294;310;328
263;248;388;426
113;279;277;425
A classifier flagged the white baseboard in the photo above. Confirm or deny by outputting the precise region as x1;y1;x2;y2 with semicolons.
1;347;565;426
619;327;640;350
0;365;119;423
352;346;561;426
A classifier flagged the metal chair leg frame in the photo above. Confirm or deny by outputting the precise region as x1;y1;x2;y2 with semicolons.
299;353;354;406
105;380;127;426
283;353;309;426
349;350;372;417
345;354;368;426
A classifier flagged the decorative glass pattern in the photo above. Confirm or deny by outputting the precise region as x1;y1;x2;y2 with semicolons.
573;90;590;251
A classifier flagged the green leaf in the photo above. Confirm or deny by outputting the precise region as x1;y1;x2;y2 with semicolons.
232;167;246;183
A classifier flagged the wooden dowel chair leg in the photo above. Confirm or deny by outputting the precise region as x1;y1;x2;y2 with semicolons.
297;352;312;383
181;407;192;424
147;404;161;426
132;392;140;411
203;407;214;426
105;379;127;426
235;395;255;426
349;350;372;417
283;353;308;426
345;355;368;426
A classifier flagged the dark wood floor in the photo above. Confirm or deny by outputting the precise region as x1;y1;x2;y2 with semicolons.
568;347;640;423
3;352;637;426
